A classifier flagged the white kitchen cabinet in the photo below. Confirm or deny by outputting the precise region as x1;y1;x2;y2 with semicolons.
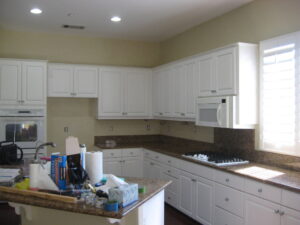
103;149;143;178
198;43;257;97
48;64;98;98
103;159;123;177
144;159;162;180
194;176;214;225
178;171;195;217
245;194;281;225
281;207;300;225
98;67;151;119
153;59;198;121
0;59;46;106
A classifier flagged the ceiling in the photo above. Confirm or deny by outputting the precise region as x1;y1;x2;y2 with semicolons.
0;0;253;42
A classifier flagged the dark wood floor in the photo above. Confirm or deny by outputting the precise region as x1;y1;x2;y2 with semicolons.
165;204;202;225
0;202;200;225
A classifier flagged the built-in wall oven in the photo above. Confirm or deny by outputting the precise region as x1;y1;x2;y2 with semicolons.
0;108;46;158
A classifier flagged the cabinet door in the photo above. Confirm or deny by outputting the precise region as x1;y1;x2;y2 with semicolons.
103;159;123;177
185;60;198;119
215;47;237;95
74;66;98;98
162;68;173;117
178;171;195;217
98;68;123;117
123;157;142;178
194;177;214;225
244;194;280;225
198;54;214;97
281;207;300;225
124;70;149;117
143;159;151;178
0;60;22;105
152;70;163;117
173;65;186;118
22;61;46;105
48;64;74;97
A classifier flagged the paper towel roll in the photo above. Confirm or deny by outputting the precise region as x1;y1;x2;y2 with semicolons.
85;151;103;185
29;163;39;189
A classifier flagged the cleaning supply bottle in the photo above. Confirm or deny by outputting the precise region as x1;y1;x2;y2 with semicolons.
80;144;87;169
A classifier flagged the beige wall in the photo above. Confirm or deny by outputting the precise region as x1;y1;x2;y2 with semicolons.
160;0;300;64
0;28;160;67
47;98;160;153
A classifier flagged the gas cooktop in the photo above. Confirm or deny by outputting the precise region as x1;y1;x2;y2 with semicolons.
182;151;249;167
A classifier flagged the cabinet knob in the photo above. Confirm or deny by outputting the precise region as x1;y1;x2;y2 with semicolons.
159;112;163;115
225;197;229;202
150;162;154;166
191;178;196;182
167;197;171;200
167;170;171;173
258;188;263;193
211;90;217;93
279;211;285;216
181;113;185;116
225;178;230;182
274;209;280;214
168;160;171;163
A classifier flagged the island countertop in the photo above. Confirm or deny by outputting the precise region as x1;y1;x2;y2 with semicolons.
0;178;171;219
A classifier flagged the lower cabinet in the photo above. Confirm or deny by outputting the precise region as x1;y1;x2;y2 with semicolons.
281;207;300;225
245;194;281;225
103;159;123;177
178;171;214;225
143;159;162;179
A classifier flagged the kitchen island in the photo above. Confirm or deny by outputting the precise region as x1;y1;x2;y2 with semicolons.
0;178;171;225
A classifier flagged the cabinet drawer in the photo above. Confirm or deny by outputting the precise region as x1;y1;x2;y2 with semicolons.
214;207;243;225
143;149;153;159
214;170;244;191
163;166;180;178
159;154;173;166
103;149;122;158
215;184;244;217
122;148;140;157
165;190;178;208
282;190;300;211
161;172;179;193
244;179;281;203
177;159;214;180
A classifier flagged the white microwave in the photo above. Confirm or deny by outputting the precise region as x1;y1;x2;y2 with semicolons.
196;96;257;129
196;96;231;128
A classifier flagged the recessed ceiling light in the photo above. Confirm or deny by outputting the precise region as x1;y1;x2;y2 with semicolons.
30;8;42;14
111;16;121;22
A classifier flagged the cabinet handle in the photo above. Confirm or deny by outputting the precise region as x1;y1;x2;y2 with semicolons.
167;170;171;173
225;178;230;182
181;113;185;116
150;162;154;166
258;188;263;193
167;197;171;200
191;178;196;182
211;90;217;93
279;211;285;216
21;100;25;103
122;112;128;115
168;160;171;163
159;112;163;116
225;197;229;202
274;209;280;214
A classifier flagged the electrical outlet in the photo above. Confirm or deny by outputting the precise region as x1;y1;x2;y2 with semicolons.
146;124;151;131
64;127;69;133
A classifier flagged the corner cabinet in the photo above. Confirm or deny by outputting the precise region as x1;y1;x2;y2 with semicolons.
98;66;152;119
0;59;47;106
48;64;98;98
198;43;257;97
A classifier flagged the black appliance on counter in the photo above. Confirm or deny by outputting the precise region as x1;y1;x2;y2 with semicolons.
182;151;249;167
0;141;23;165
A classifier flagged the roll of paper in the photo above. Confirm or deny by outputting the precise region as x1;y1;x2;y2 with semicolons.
29;163;39;189
85;151;103;185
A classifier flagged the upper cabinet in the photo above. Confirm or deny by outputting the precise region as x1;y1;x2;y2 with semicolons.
98;66;152;119
48;63;98;98
198;43;257;97
0;59;47;106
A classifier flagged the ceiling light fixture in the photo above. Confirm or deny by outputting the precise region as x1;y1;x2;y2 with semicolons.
30;8;42;14
111;16;121;22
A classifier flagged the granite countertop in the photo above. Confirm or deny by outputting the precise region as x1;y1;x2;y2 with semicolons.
0;178;171;219
97;142;300;194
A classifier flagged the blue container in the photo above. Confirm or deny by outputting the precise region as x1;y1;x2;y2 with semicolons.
104;201;119;212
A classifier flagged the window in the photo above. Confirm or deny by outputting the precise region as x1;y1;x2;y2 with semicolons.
259;31;300;156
